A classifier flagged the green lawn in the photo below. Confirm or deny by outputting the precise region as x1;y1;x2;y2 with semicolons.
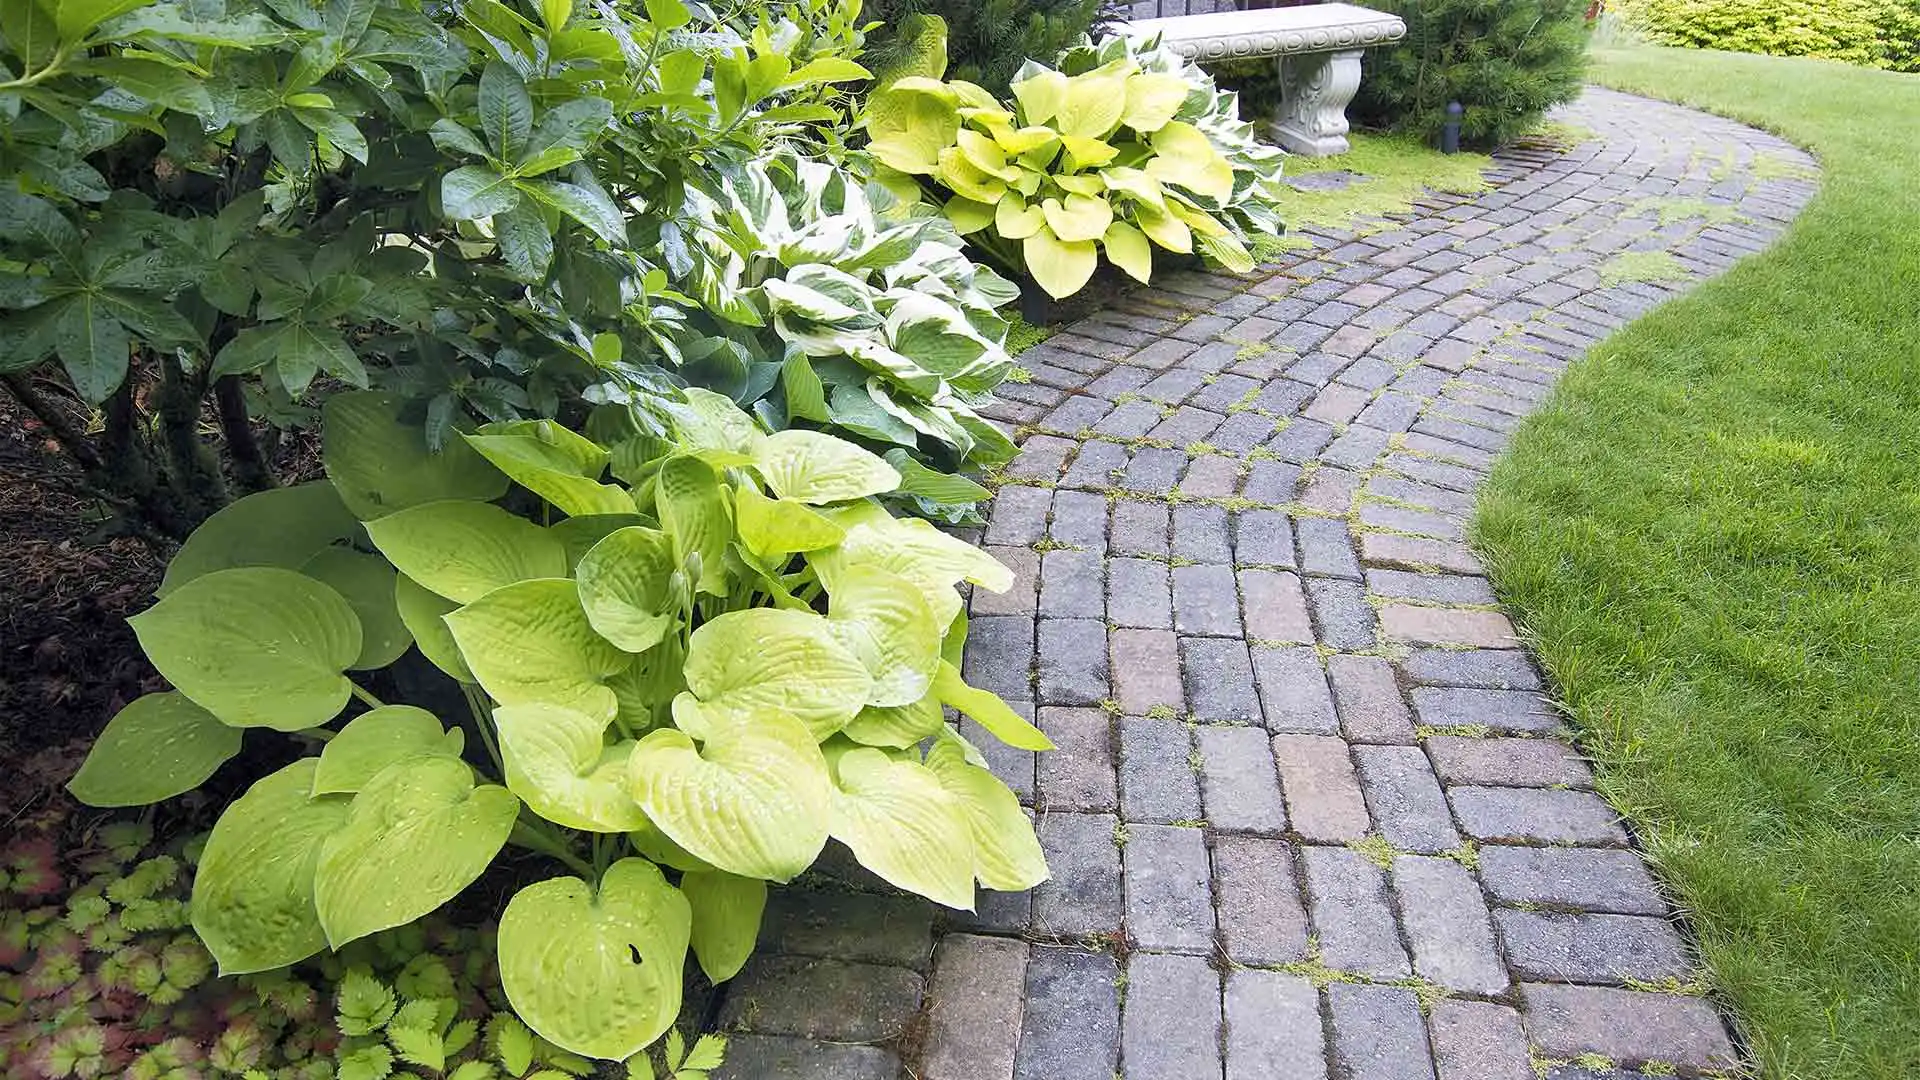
1473;46;1920;1080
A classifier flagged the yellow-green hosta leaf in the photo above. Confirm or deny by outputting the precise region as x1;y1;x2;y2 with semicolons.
67;692;243;807
946;79;1001;110
926;736;1049;891
1103;220;1154;284
1101;165;1167;211
1040;194;1113;244
629;817;711;874
935;146;1007;205
192;760;351;974
610;636;684;735
1166;197;1232;237
682;608;873;739
1054;173;1105;197
827;567;941;708
495;702;645;832
498;860;690;1061
755;429;900;504
829;748;974;910
813;508;1013;628
364;501;566;605
866;78;960;175
734;485;846;559
1054;72;1127;139
299;548;411;671
841;693;944;749
655;456;731;597
575;526;679;653
1145;121;1234;202
1010;68;1067;125
995;191;1046;240
954;128;1019;181
322;391;507;521
626;711;832;881
160;482;361;597
463;421;633;517
1198;229;1256;274
394;574;475;683
132;567;361;731
1022;224;1098;299
1010;164;1046;198
313;706;464;796
681;870;767;983
670;387;766;460
1122;72;1191;133
943;196;994;236
551;514;652;568
314;755;519;948
984;120;1059;156
443;578;628;720
934;660;1054;751
1134;202;1193;253
1059;134;1118;172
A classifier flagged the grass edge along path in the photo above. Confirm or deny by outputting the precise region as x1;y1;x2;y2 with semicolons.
1474;47;1920;1080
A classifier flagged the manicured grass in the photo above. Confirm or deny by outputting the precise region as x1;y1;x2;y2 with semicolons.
1473;46;1920;1080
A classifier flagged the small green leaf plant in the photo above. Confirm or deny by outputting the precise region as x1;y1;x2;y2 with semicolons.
865;33;1290;298
65;387;1051;1063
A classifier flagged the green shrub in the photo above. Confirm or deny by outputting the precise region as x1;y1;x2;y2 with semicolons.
63;382;1048;1064
1349;0;1592;149
1612;0;1920;71
863;0;1113;92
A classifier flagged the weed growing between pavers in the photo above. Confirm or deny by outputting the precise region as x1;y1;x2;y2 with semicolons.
1273;135;1496;238
1598;250;1690;286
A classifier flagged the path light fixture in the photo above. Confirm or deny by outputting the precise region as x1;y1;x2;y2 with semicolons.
1442;101;1465;154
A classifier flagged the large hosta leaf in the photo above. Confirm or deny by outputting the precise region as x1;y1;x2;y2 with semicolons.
394;574;475;683
574;527;679;652
497;860;690;1060
813;508;1012;629
365;501;567;604
1040;193;1113;244
1053;70;1127;139
67;692;243;807
314;755;519;948
625;711;831;881
829;748;975;910
1102;220;1153;284
934;661;1054;751
443;578;628;719
1145;121;1234;202
841;694;944;749
827;567;941;707
132;567;361;731
654;457;730;597
682;869;767;983
865;77;959;175
313;706;464;796
733;485;845;559
754;429;899;504
1023;225;1097;299
1122;71;1191;133
682;608;872;740
322;392;507;520
159;482;360;596
192;760;351;974
300;548;411;671
463;421;633;517
926;735;1048;891
495;702;645;832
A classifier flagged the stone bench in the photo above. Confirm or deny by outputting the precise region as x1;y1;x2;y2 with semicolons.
1118;2;1407;156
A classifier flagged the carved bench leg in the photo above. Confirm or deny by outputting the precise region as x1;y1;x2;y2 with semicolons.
1272;49;1364;157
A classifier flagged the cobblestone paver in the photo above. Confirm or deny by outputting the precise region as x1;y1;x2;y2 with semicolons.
713;89;1817;1080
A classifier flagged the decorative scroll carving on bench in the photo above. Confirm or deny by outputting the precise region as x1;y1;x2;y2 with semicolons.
1118;2;1408;157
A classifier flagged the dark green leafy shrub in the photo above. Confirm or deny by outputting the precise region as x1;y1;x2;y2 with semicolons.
863;0;1114;92
1611;0;1920;72
1349;0;1592;149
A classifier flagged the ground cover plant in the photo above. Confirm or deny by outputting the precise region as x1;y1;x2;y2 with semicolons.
1475;42;1920;1079
1609;0;1920;72
866;33;1287;299
60;383;1050;1064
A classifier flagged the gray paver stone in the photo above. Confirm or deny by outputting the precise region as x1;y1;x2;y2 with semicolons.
1302;846;1409;977
1226;971;1327;1080
921;935;1029;1080
1328;653;1416;743
1495;909;1692;984
1239;568;1313;643
1173;563;1243;636
1450;786;1628;845
1426;735;1592;788
1122;953;1222;1080
1037;618;1109;706
1475;845;1666;915
1107;557;1172;629
1428;1000;1532;1080
714;1035;898;1080
1119;715;1202;823
1520;983;1737;1072
1355;744;1461;853
1307;577;1376;650
1034;812;1122;934
1197;724;1287;833
1039;549;1104;619
1182;637;1262;723
1412;687;1562;734
1123;824;1215;952
1392;855;1508;994
1015;948;1122;1080
1327;983;1436;1080
964;615;1033;702
1271;734;1370;842
760;887;933;969
1037;707;1116;813
719;955;924;1043
1252;645;1340;734
1213;834;1310;964
1111;628;1184;716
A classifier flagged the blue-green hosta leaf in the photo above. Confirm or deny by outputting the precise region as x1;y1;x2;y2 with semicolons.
826;567;941;708
926;735;1048;891
681;608;872;740
160;482;360;596
755;430;899;504
132;568;361;731
934;660;1054;751
681;870;766;983
192;760;351;974
322;392;508;520
314;755;519;948
732;485;845;560
654;456;731;597
299;548;412;672
494;702;645;832
497;860;690;1060
67;692;243;807
313;706;464;796
394;574;475;683
364;500;566;605
829;748;974;909
575;526;679;653
443;578;628;719
626;711;832;881
463;421;633;517
841;693;944;749
811;506;1012;628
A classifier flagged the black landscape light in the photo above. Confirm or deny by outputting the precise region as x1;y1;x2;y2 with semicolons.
1442;101;1464;154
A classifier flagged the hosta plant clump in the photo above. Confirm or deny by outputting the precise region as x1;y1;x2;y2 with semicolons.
866;34;1288;298
65;389;1051;1063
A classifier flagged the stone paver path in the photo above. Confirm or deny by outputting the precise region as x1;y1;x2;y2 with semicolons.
713;89;1819;1080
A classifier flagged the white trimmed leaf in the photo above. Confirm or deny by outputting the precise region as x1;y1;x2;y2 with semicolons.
829;748;975;909
927;735;1048;891
681;870;766;983
495;702;645;832
365;500;567;604
755;429;900;504
313;706;464;796
67;692;243;807
443;578;628;719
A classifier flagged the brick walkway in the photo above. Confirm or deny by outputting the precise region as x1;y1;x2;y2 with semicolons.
712;89;1819;1080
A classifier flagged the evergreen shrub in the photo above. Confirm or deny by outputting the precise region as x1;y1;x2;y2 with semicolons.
1611;0;1920;72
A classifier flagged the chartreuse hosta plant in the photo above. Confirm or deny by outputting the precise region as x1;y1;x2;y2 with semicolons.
673;151;1020;512
865;36;1290;298
65;388;1051;1063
